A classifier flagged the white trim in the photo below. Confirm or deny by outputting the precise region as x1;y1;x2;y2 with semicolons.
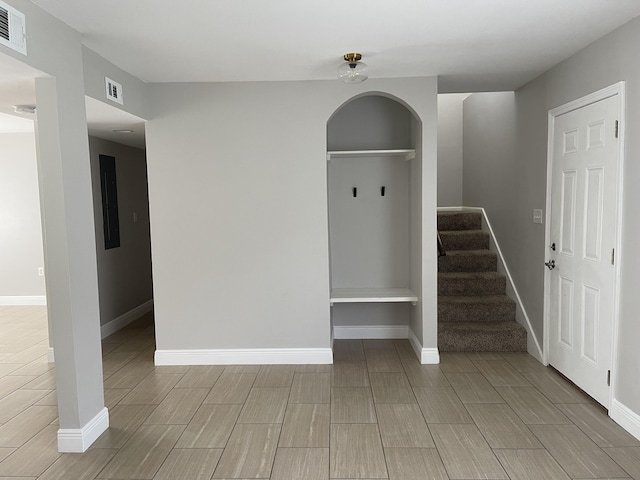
610;399;640;441
333;325;408;339
155;348;333;366
47;347;54;363
0;295;47;305
408;328;440;364
100;300;153;339
57;407;109;453
438;206;544;361
543;82;625;410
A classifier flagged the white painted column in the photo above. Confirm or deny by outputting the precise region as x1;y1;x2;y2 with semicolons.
34;77;107;452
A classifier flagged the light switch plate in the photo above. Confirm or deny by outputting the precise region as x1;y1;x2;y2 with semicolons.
533;209;543;224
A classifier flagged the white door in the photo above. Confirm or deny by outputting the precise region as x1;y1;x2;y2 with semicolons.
548;94;619;406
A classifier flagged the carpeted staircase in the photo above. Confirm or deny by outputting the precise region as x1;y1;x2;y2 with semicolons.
438;211;527;352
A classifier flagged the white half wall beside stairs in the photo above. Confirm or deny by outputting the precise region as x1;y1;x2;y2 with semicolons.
438;206;544;362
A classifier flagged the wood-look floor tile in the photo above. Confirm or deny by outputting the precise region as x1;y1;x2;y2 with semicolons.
97;424;184;479
271;448;329;480
0;390;50;424
501;352;549;372
174;365;225;388
119;373;182;405
369;372;415;404
332;362;369;387
34;390;57;406
223;365;261;374
494;449;570;480
496;386;571;424
0;376;37;400
290;373;330;403
330;424;387;479
101;351;138;376
384;447;448;480
0;425;60;477
0;448;14;463
474;360;531;386
0;405;58;447
203;373;256;404
145;388;209;424
102;363;154;389
394;339;417;360
174;404;242;448
279;404;330;448
375;404;434;447
153;448;222;480
430;423;508;479
6;360;52;376
295;364;331;373
363;339;396;350
332;340;365;362
529;424;628;478
254;365;296;387
237;387;289;423
103;388;131;409
365;349;404;372
91;404;156;449
414;386;473;423
465;403;543;448
439;353;479;373
401;359;450;387
212;424;280;479
0;364;20;377
331;387;377;423
466;352;505;361
445;372;504;403
523;372;593;403
37;448;116;480
603;446;640;479
558;403;640;448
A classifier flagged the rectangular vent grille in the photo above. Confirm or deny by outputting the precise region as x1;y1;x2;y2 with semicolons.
0;1;26;55
105;77;124;105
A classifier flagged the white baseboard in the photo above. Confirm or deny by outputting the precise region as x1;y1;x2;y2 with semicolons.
408;329;440;364
333;325;408;339
57;407;109;452
0;295;47;306
101;300;153;339
155;348;333;366
47;347;54;363
610;399;640;441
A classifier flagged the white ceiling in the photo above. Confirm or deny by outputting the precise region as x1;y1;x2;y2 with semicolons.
29;0;640;91
0;111;34;133
85;97;146;149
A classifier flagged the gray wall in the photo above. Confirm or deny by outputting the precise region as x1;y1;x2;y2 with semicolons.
462;17;640;417
0;132;45;297
146;77;439;351
89;136;152;327
437;94;466;206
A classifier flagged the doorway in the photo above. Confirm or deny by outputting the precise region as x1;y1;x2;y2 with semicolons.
544;83;625;407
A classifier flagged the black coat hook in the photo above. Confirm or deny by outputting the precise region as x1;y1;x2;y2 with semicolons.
381;186;386;196
352;187;357;198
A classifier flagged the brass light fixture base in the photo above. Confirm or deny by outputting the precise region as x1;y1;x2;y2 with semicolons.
343;53;362;62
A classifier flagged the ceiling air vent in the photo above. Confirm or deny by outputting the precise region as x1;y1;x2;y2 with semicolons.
0;1;26;55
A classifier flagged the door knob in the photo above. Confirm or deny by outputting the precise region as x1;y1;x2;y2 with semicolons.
545;259;556;270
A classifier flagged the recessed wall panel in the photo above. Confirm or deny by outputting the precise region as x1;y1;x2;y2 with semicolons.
587;121;605;150
560;170;577;256
582;285;600;363
584;167;604;262
563;129;578;154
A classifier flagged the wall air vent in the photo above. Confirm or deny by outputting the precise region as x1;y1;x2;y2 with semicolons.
105;77;124;105
0;1;26;55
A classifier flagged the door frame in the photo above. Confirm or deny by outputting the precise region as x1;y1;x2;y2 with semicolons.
543;81;626;410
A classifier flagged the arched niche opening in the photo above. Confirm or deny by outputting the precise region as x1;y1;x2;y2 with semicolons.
327;94;423;355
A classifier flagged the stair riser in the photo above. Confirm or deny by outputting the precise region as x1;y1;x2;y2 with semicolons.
440;233;489;251
438;255;497;273
438;277;506;296
438;329;527;352
439;302;516;322
438;213;482;231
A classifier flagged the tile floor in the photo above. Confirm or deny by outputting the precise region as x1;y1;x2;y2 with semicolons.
1;305;640;479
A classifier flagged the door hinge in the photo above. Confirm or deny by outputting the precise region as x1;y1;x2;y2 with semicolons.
611;248;615;265
615;120;619;139
607;370;611;386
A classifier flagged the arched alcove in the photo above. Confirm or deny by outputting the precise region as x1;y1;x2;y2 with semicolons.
327;94;424;352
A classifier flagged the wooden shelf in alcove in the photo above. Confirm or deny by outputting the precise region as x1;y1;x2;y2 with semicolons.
330;288;418;306
326;149;416;161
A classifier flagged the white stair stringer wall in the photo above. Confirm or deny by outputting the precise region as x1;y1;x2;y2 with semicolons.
438;206;544;362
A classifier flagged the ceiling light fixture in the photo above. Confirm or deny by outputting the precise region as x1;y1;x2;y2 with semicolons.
13;104;36;114
112;129;133;134
338;53;368;84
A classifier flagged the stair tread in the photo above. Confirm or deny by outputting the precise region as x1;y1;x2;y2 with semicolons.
440;230;487;236
438;272;505;279
439;295;515;305
444;249;494;256
438;321;526;332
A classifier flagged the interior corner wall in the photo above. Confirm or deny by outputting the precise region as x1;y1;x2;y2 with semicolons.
88;136;153;328
145;77;438;354
437;94;466;206
0;132;46;297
